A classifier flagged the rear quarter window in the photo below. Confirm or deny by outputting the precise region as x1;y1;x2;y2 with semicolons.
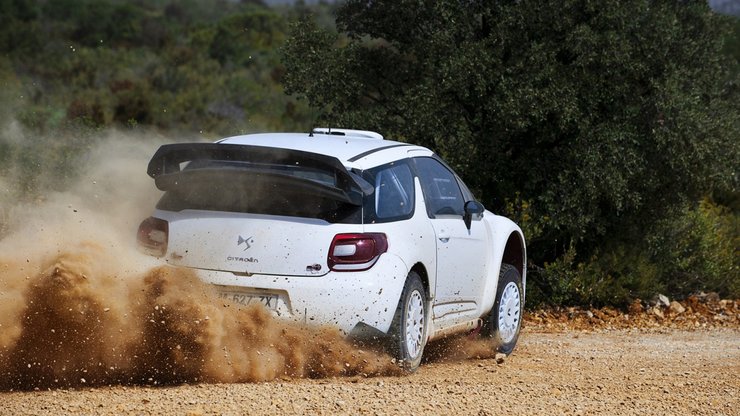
362;161;415;223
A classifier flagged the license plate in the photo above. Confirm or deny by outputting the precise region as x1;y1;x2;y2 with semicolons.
217;290;279;310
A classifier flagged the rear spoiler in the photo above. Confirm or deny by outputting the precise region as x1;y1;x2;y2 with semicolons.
147;142;373;199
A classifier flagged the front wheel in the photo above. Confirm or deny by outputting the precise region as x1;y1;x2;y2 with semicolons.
388;271;427;371
482;264;523;354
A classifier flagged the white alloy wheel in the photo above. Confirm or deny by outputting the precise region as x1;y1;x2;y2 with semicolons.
389;271;427;371
497;281;521;344
405;289;425;360
482;263;524;354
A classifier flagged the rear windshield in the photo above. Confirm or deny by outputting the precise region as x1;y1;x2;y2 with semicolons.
156;160;362;223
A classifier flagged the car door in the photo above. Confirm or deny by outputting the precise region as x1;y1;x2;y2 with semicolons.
413;157;488;326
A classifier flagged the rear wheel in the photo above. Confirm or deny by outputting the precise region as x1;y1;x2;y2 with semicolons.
389;271;427;371
482;264;523;354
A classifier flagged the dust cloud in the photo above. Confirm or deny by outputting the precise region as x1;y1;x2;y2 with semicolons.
0;246;400;390
423;335;502;364
0;128;501;391
0;130;401;391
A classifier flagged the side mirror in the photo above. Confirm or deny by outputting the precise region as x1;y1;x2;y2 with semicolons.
463;200;485;230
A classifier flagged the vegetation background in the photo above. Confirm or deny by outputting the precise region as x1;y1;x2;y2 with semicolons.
0;0;737;307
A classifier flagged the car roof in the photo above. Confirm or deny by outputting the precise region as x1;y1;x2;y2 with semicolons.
217;130;432;169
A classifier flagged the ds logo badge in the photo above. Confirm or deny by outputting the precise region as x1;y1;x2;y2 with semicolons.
237;235;254;251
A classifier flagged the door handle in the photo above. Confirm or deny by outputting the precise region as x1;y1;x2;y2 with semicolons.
438;232;450;243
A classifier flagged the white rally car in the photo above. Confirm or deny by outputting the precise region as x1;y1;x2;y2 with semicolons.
138;128;526;370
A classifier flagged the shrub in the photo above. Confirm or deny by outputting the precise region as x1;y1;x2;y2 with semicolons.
648;199;739;299
528;244;662;308
528;199;739;307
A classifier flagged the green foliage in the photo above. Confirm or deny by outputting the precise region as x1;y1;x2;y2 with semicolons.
527;244;662;307
502;193;544;243
208;8;287;67
648;199;739;298
284;0;738;242
0;0;42;57
40;0;148;47
0;0;333;208
528;199;739;307
0;0;323;137
283;0;740;304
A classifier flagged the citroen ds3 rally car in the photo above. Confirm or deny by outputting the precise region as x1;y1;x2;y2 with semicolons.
138;128;526;370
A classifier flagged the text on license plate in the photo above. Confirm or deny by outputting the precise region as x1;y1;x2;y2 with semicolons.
218;291;279;310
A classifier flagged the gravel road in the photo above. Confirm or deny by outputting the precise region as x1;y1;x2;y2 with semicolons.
2;327;737;416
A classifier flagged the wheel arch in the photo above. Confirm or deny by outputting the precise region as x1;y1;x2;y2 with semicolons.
481;214;527;312
502;231;526;301
410;262;431;300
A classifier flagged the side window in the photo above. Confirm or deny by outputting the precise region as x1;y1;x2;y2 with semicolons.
363;161;415;222
456;174;476;203
414;157;465;217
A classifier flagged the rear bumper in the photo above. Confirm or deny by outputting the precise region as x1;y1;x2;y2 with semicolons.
192;253;409;335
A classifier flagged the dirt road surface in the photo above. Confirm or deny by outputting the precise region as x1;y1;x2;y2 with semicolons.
1;326;737;416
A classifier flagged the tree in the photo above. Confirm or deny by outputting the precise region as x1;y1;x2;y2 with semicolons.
282;0;739;303
281;3;738;256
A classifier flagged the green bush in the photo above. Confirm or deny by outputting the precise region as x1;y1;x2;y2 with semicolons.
529;199;739;307
648;199;739;299
528;244;662;307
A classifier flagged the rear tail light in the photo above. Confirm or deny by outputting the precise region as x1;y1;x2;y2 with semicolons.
328;233;388;271
137;217;168;257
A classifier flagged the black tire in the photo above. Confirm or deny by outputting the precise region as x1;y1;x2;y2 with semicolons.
482;264;523;354
388;271;427;371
